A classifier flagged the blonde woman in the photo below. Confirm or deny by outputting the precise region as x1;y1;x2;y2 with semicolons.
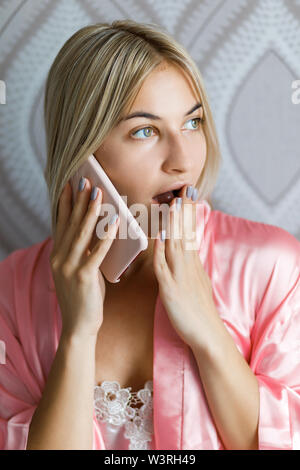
0;20;299;451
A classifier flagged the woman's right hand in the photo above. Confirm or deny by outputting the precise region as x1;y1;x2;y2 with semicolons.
49;177;120;338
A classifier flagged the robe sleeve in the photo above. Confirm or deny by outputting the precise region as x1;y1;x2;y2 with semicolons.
0;252;39;450
249;227;300;450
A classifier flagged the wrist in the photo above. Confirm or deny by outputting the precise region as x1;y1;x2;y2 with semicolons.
60;328;98;348
188;311;230;360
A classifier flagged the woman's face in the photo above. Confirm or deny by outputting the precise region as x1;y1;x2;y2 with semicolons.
93;63;207;278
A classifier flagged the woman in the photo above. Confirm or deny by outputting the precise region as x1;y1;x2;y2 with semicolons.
0;19;299;451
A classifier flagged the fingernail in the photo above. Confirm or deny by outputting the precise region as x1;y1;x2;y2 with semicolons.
160;229;166;242
176;197;182;211
192;188;198;201
90;186;98;200
186;185;193;199
78;176;86;192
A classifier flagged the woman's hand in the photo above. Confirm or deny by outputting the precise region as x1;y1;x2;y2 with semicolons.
153;185;220;349
49;177;120;338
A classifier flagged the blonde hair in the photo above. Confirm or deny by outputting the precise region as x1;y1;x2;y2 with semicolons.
44;19;222;237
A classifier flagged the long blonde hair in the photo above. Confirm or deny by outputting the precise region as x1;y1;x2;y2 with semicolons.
44;19;222;237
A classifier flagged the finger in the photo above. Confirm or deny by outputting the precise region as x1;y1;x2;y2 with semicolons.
153;229;170;282
58;177;93;263
179;185;196;252
172;197;182;244
180;184;193;232
67;186;103;268
190;189;199;251
184;197;198;253
53;182;72;253
83;214;120;272
164;197;182;272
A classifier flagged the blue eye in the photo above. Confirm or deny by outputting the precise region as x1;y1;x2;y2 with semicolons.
184;117;202;130
133;127;154;139
131;117;203;140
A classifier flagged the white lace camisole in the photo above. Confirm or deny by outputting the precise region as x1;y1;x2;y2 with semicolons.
94;379;154;450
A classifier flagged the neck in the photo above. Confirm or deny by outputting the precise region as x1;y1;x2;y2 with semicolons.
105;237;156;289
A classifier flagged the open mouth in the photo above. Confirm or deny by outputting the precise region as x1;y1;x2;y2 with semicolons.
152;188;182;204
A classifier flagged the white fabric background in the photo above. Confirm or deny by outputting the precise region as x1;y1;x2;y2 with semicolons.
0;0;299;260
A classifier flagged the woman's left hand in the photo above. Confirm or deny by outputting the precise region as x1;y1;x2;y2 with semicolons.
153;185;220;349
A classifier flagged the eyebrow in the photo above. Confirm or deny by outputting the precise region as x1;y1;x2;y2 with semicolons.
121;102;202;122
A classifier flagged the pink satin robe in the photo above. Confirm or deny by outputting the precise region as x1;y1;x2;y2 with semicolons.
0;200;300;450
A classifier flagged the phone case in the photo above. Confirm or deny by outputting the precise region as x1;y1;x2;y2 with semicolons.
69;154;148;283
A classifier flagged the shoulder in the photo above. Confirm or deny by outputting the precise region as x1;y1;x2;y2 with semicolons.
208;206;300;263
0;236;55;333
0;236;53;275
0;236;54;296
204;206;299;310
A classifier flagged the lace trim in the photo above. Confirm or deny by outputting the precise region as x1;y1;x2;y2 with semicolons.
94;379;153;450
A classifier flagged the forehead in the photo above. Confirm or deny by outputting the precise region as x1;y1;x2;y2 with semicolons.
128;64;198;110
142;63;195;92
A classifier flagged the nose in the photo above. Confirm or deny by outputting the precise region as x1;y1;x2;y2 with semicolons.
161;134;194;173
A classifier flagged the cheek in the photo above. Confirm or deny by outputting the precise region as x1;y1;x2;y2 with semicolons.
196;133;207;171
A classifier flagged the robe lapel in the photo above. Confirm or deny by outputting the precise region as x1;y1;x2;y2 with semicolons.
153;293;186;450
93;410;106;449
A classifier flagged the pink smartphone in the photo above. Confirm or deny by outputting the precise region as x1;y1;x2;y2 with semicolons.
69;154;148;283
